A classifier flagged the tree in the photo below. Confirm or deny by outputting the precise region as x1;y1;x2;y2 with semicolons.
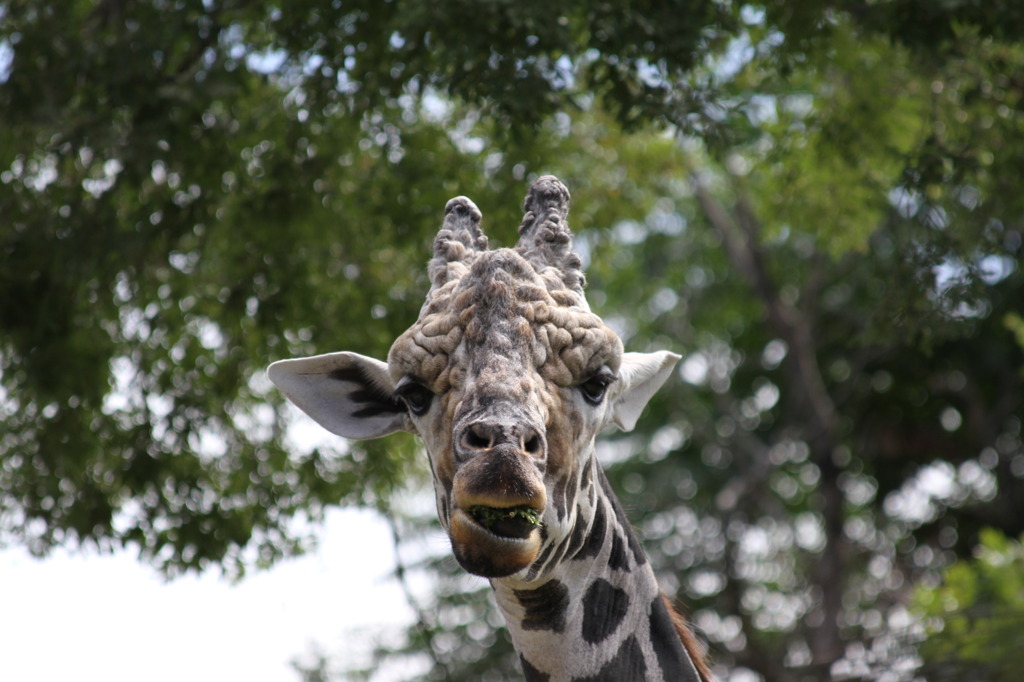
912;529;1024;682
1;0;551;575
326;5;1024;680
3;1;1024;680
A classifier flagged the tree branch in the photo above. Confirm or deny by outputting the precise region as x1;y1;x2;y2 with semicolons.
689;170;848;665
384;511;452;681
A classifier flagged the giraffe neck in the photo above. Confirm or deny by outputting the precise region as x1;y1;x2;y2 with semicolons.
490;466;706;682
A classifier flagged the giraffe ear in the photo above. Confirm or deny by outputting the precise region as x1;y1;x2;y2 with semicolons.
267;352;412;440
611;351;682;432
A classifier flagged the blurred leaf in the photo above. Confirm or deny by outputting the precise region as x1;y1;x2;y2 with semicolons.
913;530;1024;682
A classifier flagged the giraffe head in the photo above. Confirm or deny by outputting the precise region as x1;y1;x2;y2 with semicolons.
269;176;679;579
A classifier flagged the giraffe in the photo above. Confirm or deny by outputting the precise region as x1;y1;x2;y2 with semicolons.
268;176;714;681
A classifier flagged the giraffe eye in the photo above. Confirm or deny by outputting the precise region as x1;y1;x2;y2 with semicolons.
579;372;615;406
396;381;434;416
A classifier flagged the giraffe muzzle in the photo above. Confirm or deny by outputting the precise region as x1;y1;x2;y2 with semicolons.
448;443;547;577
448;505;544;578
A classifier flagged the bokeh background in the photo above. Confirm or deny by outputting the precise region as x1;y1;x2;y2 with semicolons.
2;2;1023;680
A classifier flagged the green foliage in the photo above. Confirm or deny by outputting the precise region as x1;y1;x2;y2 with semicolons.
0;0;540;575
1006;313;1024;354
743;28;926;255
468;505;541;530
3;1;1024;680
913;529;1024;682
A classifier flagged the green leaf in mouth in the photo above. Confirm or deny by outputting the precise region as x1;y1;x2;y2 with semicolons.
468;505;542;534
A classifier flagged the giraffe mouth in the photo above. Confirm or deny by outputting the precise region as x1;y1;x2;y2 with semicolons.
448;450;547;577
448;504;544;577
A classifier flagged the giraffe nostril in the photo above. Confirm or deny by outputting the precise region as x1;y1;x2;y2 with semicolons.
523;434;542;456
458;421;544;458
463;424;492;451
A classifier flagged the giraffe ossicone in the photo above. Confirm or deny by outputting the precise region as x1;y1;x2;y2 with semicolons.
269;176;714;681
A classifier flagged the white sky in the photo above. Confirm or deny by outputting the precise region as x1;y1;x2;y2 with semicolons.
0;507;422;682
